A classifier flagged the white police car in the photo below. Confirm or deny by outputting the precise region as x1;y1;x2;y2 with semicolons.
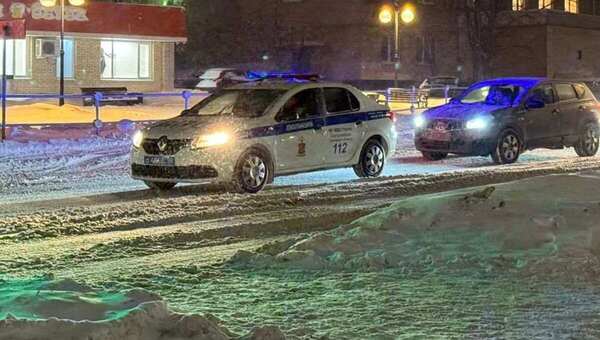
130;76;397;193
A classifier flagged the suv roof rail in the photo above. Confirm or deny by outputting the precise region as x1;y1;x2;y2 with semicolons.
247;72;322;82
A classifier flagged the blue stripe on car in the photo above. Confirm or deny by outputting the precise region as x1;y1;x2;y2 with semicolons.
242;110;389;139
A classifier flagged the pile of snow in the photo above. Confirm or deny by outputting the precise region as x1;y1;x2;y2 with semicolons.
231;172;600;281
0;277;285;340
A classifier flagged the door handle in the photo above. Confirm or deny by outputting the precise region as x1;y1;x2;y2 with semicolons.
355;120;363;126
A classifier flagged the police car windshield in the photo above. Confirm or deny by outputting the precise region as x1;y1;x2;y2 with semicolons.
459;84;523;106
185;89;285;118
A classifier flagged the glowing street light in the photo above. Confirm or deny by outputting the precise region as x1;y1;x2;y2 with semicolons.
378;2;416;88
41;0;86;106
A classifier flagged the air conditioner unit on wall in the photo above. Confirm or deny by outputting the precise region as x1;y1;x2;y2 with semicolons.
35;38;58;58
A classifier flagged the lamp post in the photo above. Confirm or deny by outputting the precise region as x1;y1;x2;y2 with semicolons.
40;0;85;106
379;2;416;88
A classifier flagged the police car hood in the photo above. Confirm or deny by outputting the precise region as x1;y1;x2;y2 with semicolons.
424;103;509;121
144;115;250;139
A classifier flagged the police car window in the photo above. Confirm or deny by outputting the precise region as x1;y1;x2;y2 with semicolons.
460;85;521;106
555;84;577;101
279;88;322;121
530;85;556;104
324;88;359;113
185;89;284;118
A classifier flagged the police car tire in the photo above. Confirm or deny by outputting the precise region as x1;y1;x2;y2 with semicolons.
421;152;448;161
353;139;386;178
144;181;177;191
491;129;521;165
574;122;599;157
232;149;271;194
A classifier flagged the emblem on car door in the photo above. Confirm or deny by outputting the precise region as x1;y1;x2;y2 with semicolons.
157;136;169;153
297;137;306;157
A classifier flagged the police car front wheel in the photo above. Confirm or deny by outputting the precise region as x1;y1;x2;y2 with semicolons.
354;139;386;178
232;150;271;193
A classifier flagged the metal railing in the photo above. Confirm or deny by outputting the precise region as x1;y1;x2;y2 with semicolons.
369;85;469;113
1;90;206;141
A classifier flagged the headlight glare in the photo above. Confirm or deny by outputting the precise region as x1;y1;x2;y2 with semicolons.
192;132;231;149
465;117;489;130
132;130;144;149
414;115;426;129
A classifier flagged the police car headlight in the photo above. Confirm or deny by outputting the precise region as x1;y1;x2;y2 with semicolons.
132;130;144;149
465;117;489;130
414;115;426;129
192;132;231;149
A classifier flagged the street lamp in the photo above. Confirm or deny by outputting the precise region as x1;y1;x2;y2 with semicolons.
41;0;85;106
379;2;416;88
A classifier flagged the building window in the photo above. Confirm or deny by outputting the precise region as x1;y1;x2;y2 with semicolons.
565;0;578;12
57;38;75;79
416;35;434;64
512;0;525;10
539;0;552;9
100;40;152;80
0;39;27;77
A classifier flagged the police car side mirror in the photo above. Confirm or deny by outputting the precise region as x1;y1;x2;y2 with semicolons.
525;97;545;110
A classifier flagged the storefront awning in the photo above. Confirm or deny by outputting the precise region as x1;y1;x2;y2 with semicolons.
0;0;187;42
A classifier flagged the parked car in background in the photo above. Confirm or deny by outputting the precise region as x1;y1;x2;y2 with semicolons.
419;76;460;97
196;68;251;92
414;77;600;164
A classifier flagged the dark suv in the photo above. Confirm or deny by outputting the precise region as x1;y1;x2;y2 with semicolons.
414;78;600;164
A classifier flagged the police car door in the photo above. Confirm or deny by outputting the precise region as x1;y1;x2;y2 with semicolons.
322;87;364;165
274;88;326;172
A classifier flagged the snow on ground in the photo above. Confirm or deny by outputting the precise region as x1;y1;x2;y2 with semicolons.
0;277;284;340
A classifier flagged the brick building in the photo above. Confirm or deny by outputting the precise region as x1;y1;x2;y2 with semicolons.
0;0;186;94
192;0;600;86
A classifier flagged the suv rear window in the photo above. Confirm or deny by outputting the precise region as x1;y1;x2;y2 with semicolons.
324;88;360;113
555;84;577;101
574;83;591;99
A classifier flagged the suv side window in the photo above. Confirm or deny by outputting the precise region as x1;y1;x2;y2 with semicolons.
573;83;591;100
555;83;578;102
278;88;323;122
324;88;360;113
530;84;556;104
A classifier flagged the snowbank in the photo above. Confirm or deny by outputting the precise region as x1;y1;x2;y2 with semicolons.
230;172;600;280
0;277;285;340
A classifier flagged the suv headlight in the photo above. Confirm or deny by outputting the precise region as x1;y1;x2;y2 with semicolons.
192;131;232;149
414;115;426;129
465;117;489;130
132;130;144;149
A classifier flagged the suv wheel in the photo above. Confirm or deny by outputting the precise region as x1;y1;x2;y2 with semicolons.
491;130;522;165
353;139;386;178
574;123;599;157
144;181;177;191
421;151;448;161
232;149;270;193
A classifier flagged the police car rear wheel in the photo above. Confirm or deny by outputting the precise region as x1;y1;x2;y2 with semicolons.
354;140;385;178
144;181;177;191
233;150;269;193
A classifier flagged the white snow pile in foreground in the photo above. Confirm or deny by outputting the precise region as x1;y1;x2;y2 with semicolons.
0;277;285;340
231;172;600;280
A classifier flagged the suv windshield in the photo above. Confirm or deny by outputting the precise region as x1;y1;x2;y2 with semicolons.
184;89;285;118
459;84;523;106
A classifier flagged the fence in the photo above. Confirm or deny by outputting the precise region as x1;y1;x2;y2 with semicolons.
0;90;206;141
368;85;468;114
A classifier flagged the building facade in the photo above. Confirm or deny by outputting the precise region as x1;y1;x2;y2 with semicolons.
189;0;600;86
1;0;186;94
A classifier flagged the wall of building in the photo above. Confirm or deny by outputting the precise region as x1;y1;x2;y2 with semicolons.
491;25;548;77
547;25;600;79
9;37;175;94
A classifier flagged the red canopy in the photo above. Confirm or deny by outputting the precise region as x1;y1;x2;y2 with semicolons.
0;1;187;41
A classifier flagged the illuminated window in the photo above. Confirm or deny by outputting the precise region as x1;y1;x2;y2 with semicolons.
0;39;27;77
565;0;578;13
539;0;552;9
100;40;152;80
56;38;74;79
512;0;525;10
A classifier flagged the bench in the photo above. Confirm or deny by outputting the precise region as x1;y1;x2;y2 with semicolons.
81;87;144;106
377;88;429;109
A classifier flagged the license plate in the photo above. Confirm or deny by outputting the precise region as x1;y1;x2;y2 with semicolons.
144;156;175;167
424;130;451;141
